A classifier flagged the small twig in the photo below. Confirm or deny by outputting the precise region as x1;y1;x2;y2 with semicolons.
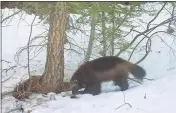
115;103;132;110
115;91;132;110
128;78;142;84
128;36;148;61
114;6;133;31
144;93;146;99
143;78;155;81
116;12;176;57
30;31;48;43
2;72;15;83
1;10;22;23
27;15;37;92
1;59;11;63
158;35;176;56
2;65;17;83
147;3;167;29
65;48;82;55
2;65;17;73
135;37;152;64
168;3;175;31
122;28;134;38
1;91;13;98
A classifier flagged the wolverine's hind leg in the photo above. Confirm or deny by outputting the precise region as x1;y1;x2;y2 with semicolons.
113;73;129;91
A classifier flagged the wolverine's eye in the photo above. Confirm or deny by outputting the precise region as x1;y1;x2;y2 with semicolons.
73;79;78;83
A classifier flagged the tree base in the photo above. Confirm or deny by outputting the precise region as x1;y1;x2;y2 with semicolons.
12;76;74;100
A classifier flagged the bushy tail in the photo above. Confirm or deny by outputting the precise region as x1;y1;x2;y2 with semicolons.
127;62;146;80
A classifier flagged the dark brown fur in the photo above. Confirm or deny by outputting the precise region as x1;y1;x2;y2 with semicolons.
70;56;146;97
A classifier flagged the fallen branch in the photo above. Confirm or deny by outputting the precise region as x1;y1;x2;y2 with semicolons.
115;91;132;110
115;103;132;110
143;78;155;81
128;78;142;84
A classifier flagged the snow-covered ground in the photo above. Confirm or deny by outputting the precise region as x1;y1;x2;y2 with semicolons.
2;4;176;113
2;73;176;113
31;74;176;113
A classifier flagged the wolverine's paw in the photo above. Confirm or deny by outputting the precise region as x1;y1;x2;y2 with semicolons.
70;95;78;99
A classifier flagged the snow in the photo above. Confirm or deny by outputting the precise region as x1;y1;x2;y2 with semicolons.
2;73;176;113
2;4;176;113
9;74;175;113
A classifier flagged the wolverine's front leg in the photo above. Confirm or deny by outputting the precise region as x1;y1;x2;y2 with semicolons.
84;83;101;95
70;83;81;98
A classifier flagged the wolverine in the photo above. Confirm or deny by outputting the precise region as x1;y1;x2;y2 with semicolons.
70;56;146;98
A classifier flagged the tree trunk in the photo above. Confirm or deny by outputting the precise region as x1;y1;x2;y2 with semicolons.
84;4;97;62
110;5;115;56
41;2;67;92
101;11;106;56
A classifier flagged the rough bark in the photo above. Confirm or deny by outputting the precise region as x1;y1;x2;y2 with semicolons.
40;2;67;92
